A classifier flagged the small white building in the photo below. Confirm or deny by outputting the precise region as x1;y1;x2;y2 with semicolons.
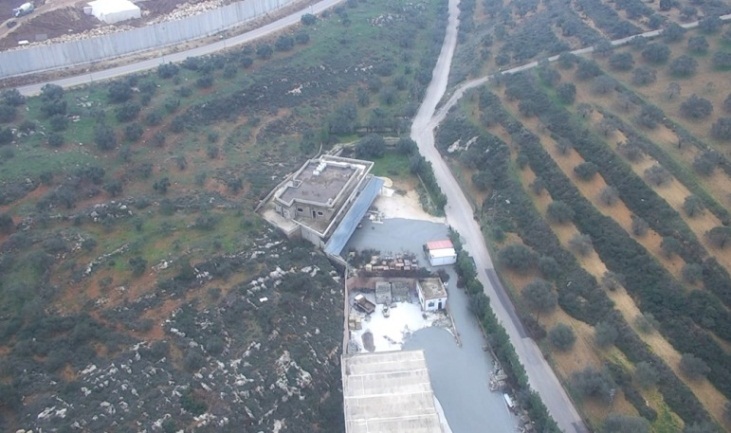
416;278;448;312
87;0;141;24
425;239;457;266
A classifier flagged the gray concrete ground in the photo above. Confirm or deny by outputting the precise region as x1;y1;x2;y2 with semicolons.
346;218;519;433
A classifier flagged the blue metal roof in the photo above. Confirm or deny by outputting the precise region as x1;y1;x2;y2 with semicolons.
324;176;384;257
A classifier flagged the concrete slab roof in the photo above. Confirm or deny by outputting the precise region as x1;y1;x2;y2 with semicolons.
343;350;443;433
418;278;447;300
277;156;372;208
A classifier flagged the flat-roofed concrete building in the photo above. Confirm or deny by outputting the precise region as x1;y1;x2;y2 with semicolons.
416;278;448;312
261;155;383;256
343;350;444;433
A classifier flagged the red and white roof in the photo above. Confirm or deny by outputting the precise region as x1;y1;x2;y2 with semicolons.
426;239;454;251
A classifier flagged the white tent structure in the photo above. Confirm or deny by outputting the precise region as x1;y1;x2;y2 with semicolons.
87;0;141;24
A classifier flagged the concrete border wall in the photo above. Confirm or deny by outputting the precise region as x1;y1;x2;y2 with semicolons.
0;0;295;78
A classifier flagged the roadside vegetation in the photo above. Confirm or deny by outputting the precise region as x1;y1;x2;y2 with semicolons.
0;0;448;430
445;4;731;432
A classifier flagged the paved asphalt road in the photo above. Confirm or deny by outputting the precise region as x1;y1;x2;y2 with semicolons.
410;0;588;431
16;0;346;96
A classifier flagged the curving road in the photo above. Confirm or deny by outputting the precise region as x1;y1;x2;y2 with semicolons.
412;9;731;433
410;0;588;432
16;0;346;96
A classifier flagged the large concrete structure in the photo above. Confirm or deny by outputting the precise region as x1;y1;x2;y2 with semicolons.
262;155;383;256
342;350;444;433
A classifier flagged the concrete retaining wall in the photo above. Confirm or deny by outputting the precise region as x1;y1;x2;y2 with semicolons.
0;0;295;78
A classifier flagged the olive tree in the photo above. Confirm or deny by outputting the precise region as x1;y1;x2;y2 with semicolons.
549;323;576;351
594;321;618;348
634;361;659;389
682;195;705;217
546;200;575;224
602;413;650;433
679;353;710;380
572;367;615;403
522;278;557;316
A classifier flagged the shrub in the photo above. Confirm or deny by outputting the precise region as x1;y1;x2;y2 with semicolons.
644;164;672;186
681;263;703;284
711;117;731;141
301;13;316;25
355;134;386;158
682;195;705;217
556;82;576;104
538;255;560;280
668;55;698;78
713;51;731;70
660;236;682;258
144;111;162;127
679;353;710;380
1;88;25;106
608;52;634;71
679;94;713;120
157;63;179;79
692;151;718;176
631;66;656;86
573;162;598;181
522;278;557;315
256;43;273;59
641;43;670;64
498;244;538;272
602;414;650;433
634;361;659;389
0;104;16;123
196;74;214;88
107;81;132;103
687;36;709;54
568;233;593;256
275;35;295;51
546;200;574;224
94;124;117;151
549;323;575;351
634;313;658;333
594;321;618;348
598;186;618;206
572;367;615;403
48;133;64;148
115;102;141;122
706;226;731;249
124;123;144;142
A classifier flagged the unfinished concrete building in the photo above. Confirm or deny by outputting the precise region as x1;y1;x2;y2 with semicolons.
261;155;383;257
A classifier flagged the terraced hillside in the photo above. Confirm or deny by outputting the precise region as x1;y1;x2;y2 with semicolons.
442;16;731;433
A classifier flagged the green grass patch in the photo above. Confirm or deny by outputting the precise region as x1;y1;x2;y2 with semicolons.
370;151;411;178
